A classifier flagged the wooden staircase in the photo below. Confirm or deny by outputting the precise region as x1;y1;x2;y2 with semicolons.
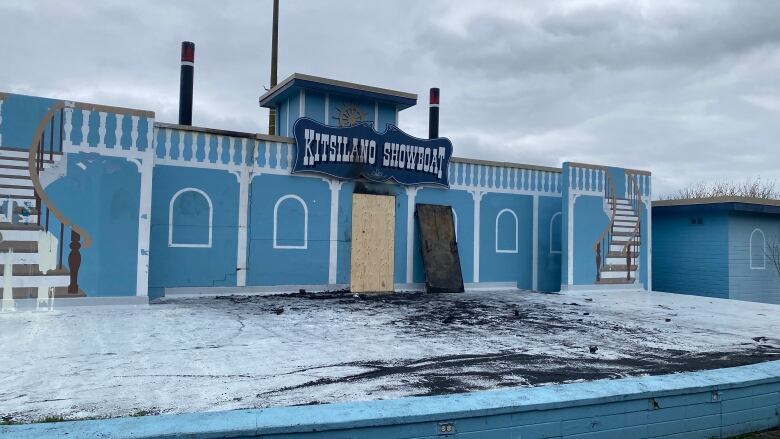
1;146;81;302
597;198;640;284
594;172;643;286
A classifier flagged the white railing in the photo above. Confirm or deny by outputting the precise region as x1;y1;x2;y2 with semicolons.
567;163;608;194
153;126;294;175
61;102;155;160
448;160;562;195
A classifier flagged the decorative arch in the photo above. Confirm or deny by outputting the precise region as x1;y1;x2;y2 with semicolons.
273;194;308;249
750;228;765;269
550;212;562;254
168;187;213;248
495;208;518;253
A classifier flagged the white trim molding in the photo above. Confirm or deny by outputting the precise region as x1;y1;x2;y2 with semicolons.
549;212;562;254
273;194;308;250
472;190;484;283
749;228;766;270
405;186;420;283
495;208;518;254
168;187;213;248
326;180;343;284
452;208;458;241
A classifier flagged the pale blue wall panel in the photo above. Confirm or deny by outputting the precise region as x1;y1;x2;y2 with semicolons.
727;212;780;304
45;153;141;297
247;174;330;286
148;166;239;297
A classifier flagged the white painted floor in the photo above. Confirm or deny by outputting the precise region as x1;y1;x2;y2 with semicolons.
0;289;778;423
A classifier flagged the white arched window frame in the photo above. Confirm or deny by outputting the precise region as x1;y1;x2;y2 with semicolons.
750;228;765;269
168;187;213;248
495;208;518;253
273;194;308;250
550;212;562;254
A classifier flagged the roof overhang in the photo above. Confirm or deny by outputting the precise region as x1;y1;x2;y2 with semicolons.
258;73;417;111
653;196;780;215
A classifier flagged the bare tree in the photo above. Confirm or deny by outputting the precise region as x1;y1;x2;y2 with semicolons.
663;177;780;200
767;230;780;280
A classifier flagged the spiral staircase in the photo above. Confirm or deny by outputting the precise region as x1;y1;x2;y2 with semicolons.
1;103;88;307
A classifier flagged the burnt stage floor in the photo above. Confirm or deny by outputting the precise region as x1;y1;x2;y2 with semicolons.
1;289;778;423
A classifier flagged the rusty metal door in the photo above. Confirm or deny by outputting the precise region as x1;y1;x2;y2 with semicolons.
415;204;464;293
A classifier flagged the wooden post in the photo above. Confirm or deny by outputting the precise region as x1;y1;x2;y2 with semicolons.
268;0;279;135
626;242;631;281
67;230;81;295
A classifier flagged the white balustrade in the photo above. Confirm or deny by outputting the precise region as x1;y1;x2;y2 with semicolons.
80;109;90;146
130;116;139;150
114;114;124;149
203;134;211;163
164;129;172;159
97;112;107;148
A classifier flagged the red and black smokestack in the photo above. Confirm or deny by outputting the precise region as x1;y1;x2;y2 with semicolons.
428;88;439;139
178;41;195;126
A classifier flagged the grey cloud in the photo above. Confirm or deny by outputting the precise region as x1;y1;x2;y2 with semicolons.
0;0;778;197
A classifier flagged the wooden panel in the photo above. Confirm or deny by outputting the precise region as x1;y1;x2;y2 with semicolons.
350;194;395;293
416;204;464;293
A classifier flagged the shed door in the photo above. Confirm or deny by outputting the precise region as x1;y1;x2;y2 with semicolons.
350;194;395;293
416;204;464;293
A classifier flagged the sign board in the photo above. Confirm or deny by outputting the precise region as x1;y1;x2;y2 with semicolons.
292;118;453;187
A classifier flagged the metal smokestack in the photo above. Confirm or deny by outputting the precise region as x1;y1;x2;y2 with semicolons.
178;41;195;126
428;87;439;139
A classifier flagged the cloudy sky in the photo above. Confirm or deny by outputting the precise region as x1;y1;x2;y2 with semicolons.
1;0;778;196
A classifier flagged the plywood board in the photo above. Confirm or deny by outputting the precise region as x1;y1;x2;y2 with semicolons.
416;204;464;293
350;194;395;293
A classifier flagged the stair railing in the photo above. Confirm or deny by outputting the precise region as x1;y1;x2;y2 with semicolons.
593;171;616;282
27;102;92;295
620;172;643;282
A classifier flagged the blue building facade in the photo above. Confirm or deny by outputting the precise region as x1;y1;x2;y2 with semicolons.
652;198;780;304
0;75;652;305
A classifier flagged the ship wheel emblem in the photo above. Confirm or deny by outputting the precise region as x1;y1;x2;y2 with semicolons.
333;103;365;128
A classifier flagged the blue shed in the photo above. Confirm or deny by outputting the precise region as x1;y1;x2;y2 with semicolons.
652;197;780;304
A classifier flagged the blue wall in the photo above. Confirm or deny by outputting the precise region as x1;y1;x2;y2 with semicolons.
248;174;331;286
480;193;533;286
652;210;730;298
728;212;780;304
148;166;239;298
0;94;60;149
45;153;140;296
538;196;563;292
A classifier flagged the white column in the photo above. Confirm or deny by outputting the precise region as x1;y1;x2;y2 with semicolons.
532;195;538;291
135;147;154;297
472;190;483;283
236;140;251;287
327;180;343;285
645;198;652;291
97;112;107;149
2;250;14;311
405;186;419;284
80;109;91;146
567;194;579;285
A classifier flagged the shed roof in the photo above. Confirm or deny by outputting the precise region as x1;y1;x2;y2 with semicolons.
653;196;780;215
